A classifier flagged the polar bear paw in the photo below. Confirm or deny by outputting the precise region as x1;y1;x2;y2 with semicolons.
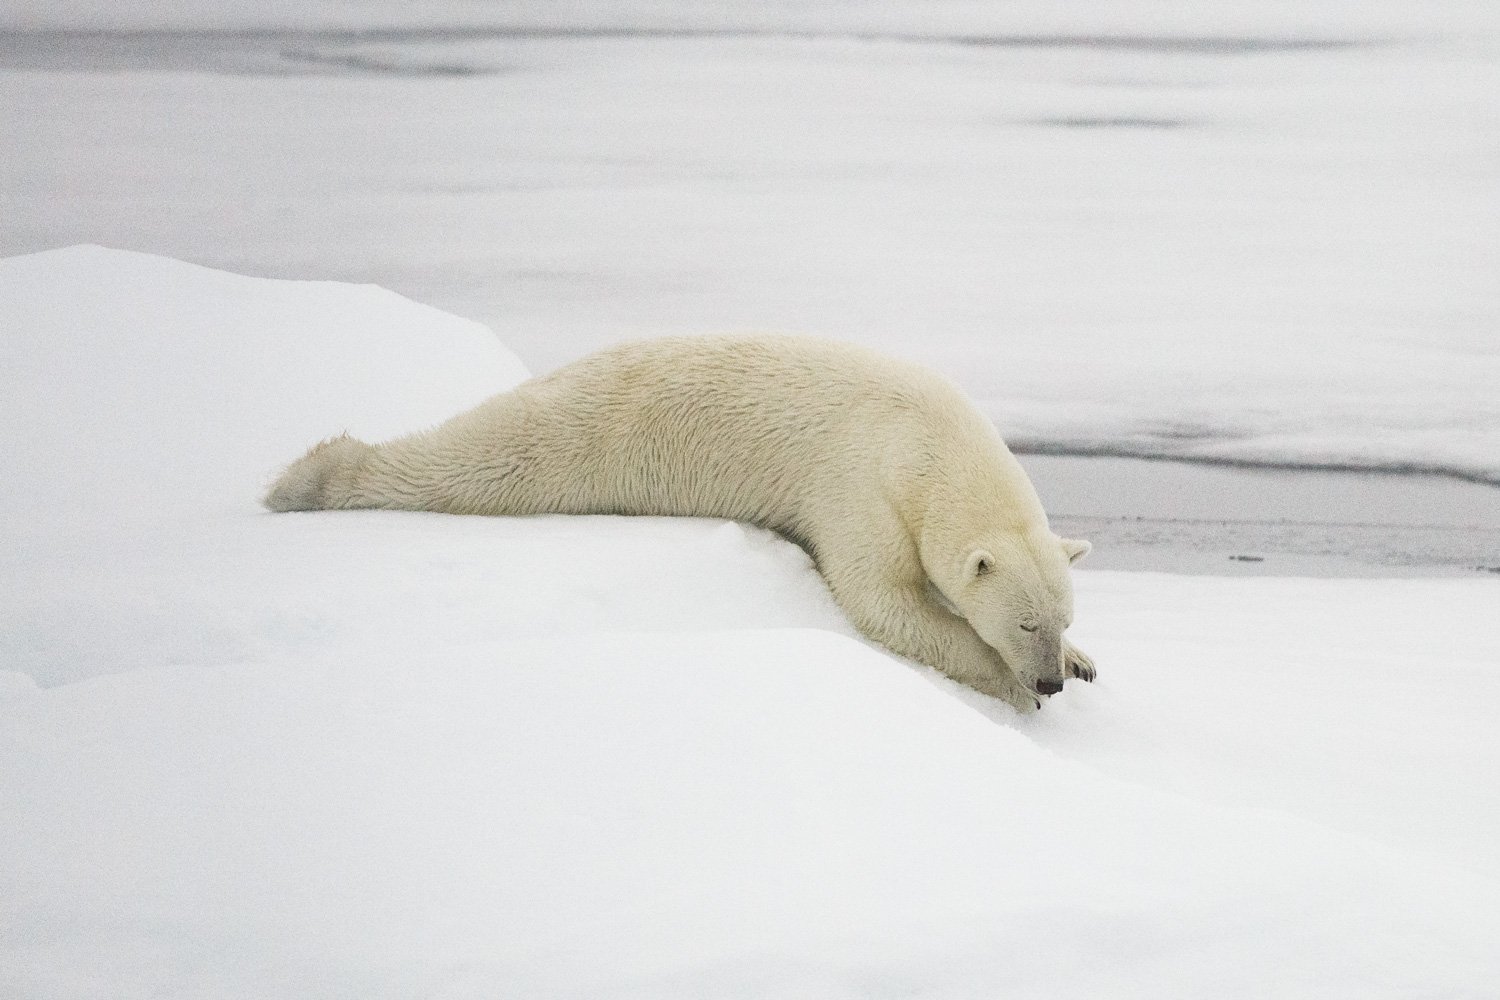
264;434;373;512
1064;640;1097;683
981;672;1042;714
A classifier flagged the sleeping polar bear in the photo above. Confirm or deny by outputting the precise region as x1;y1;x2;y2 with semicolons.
264;335;1095;712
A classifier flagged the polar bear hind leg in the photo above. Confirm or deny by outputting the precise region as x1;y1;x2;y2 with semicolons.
263;434;376;512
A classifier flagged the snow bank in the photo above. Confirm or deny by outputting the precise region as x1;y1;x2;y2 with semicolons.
2;248;1498;997
0;245;525;527
0;245;526;682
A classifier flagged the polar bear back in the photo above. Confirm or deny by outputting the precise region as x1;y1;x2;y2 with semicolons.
372;335;1036;547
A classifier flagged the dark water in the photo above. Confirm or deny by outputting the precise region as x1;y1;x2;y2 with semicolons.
1021;455;1500;577
0;29;1365;78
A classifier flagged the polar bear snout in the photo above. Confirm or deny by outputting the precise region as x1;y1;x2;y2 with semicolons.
1033;678;1065;696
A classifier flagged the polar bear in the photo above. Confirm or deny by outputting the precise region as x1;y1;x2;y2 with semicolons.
265;335;1095;712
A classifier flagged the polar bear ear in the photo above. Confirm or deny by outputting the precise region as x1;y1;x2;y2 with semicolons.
965;548;996;579
1058;537;1092;565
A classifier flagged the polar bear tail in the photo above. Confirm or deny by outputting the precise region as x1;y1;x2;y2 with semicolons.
263;433;377;512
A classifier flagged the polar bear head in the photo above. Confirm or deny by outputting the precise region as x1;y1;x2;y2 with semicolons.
947;531;1090;697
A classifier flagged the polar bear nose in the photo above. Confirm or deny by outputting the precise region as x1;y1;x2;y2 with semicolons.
1034;679;1064;696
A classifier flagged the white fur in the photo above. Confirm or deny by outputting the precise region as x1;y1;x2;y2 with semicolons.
265;335;1094;712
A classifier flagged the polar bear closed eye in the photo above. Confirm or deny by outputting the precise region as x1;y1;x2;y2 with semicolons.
264;334;1095;713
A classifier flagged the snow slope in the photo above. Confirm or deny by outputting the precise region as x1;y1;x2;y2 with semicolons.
3;248;1499;997
0;244;525;528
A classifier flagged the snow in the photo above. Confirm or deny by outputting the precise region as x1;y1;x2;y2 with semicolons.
6;630;1499;1000
3;9;1498;481
0;245;525;527
3;247;1499;998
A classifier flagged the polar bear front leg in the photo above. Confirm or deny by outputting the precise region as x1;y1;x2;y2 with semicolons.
1064;638;1097;682
824;575;1041;713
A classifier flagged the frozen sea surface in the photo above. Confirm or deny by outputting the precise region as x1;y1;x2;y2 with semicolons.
2;2;1498;483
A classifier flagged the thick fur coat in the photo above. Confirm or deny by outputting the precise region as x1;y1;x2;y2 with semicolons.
265;335;1094;711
